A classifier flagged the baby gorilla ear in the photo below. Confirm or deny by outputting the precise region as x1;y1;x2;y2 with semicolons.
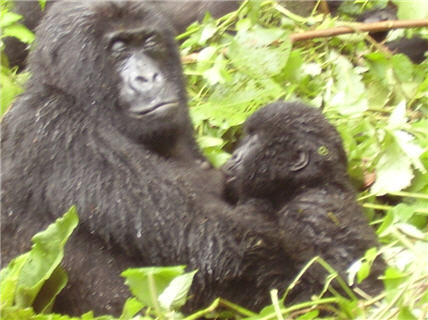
290;150;310;172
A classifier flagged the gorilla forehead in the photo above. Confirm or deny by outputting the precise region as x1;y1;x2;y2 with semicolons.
43;1;173;35
90;1;173;33
244;101;342;144
245;102;325;134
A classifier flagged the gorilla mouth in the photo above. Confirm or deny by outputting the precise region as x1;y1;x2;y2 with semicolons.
130;101;180;118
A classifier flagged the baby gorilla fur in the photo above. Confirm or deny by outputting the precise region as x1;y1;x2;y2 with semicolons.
223;101;385;300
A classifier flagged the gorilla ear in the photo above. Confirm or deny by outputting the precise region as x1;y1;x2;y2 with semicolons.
290;151;309;172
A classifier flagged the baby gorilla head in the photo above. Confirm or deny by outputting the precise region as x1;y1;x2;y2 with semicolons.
223;101;348;205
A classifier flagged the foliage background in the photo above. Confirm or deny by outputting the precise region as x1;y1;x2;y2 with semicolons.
1;0;427;319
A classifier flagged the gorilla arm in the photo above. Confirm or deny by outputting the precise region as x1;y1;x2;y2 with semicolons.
278;188;385;297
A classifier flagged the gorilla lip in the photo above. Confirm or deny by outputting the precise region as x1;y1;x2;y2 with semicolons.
130;101;179;118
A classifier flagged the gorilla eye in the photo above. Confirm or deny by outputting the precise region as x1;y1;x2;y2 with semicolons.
318;146;329;156
144;35;159;50
111;39;127;53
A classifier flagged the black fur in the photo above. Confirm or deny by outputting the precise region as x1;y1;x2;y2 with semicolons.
1;2;295;316
223;101;385;299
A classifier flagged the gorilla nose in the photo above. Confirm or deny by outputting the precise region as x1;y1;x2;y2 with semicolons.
132;72;162;92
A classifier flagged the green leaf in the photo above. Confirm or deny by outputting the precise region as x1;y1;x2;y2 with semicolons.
325;51;368;115
32;266;68;313
0;12;22;28
15;207;78;309
229;39;291;78
2;24;35;44
388;101;407;128
391;203;416;223
377;211;394;237
199;23;216;45
393;0;428;20
120;297;144;319
296;310;319;319
0;254;29;308
197;46;216;62
158;270;197;310
203;149;231;168
197;136;224;149
0;69;24;115
371;139;414;195
392;130;426;173
357;248;378;283
228;26;291;78
396;223;427;240
398;307;417;320
1;307;35;320
121;265;187;309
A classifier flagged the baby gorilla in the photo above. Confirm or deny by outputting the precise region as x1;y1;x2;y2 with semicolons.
223;101;385;300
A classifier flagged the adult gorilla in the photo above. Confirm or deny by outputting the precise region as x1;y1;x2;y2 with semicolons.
1;1;293;316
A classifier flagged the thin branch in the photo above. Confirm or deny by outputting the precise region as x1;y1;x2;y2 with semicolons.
290;19;428;42
181;19;428;63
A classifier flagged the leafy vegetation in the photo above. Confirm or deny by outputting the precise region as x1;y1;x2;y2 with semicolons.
0;0;32;114
1;0;427;319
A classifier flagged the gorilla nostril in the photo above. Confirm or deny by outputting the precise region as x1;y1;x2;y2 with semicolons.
153;73;161;82
135;76;148;83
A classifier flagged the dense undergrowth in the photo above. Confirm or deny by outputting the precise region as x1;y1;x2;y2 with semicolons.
1;0;427;319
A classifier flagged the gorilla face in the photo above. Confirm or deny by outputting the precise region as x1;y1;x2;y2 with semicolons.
29;1;189;148
223;123;309;202
116;40;180;119
103;10;188;146
107;27;188;144
223;101;348;203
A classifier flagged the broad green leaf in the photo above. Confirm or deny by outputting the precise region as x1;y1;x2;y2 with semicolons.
197;136;224;149
197;46;216;62
392;130;426;173
32;266;68;313
326;52;368;115
2;24;34;44
0;12;22;28
396;223;427;240
121;265;186;309
0;70;24;115
203;149;231;168
158;270;197;310
388;101;407;128
393;0;428;20
371;134;414;195
120;297;144;319
0;254;29;308
398;307;417;320
199;23;216;44
228;41;288;77
15;207;78;309
391;203;416;223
